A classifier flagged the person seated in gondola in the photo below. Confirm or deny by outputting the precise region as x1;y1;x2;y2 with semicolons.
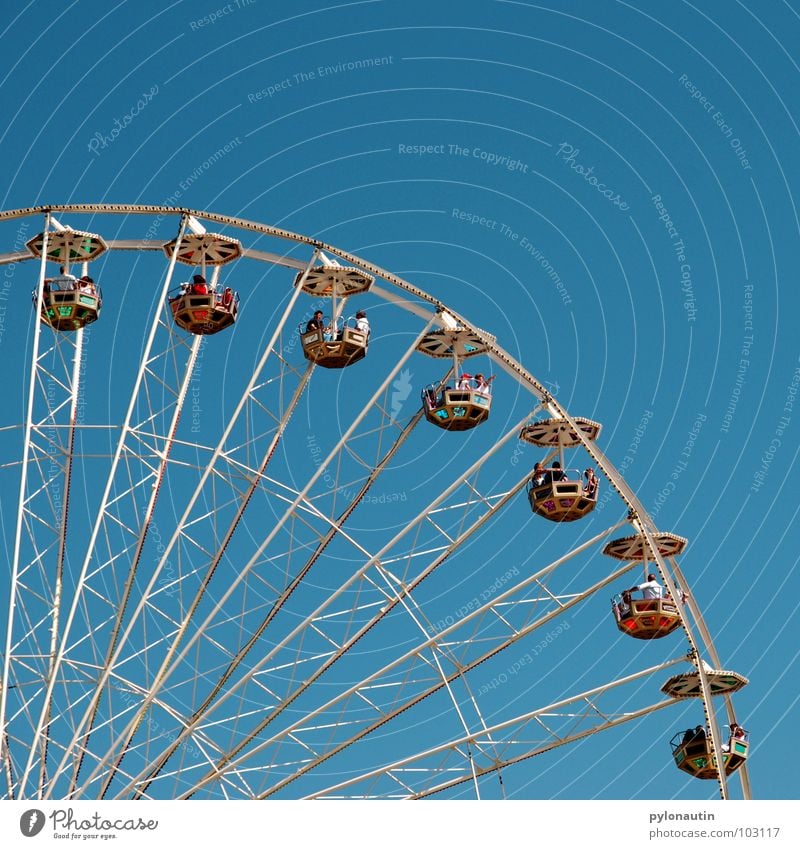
355;310;370;340
474;373;495;395
531;462;545;487
220;287;234;310
627;573;663;600
78;275;96;294
680;726;706;749
583;468;599;498
191;274;208;295
306;309;325;333
722;722;746;752
544;461;565;484
54;265;77;290
457;372;472;391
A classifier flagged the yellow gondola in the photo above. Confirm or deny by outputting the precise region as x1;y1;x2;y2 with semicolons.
527;467;596;522
610;594;682;639
670;727;749;779
34;275;102;332
169;281;239;335
422;382;492;431
299;315;369;369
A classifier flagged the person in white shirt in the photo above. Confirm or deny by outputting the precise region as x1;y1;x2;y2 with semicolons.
628;573;663;600
355;310;370;339
474;373;495;394
55;266;77;291
722;722;746;752
78;275;96;294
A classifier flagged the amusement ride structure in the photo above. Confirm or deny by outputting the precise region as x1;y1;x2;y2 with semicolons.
0;205;749;800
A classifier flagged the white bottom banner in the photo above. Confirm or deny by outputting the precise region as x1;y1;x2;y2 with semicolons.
0;800;795;848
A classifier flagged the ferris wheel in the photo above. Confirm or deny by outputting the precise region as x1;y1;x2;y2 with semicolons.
0;204;750;801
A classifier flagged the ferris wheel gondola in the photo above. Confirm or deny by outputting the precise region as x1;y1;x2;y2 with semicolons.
296;255;373;367
521;413;601;521
27;225;106;332
417;312;496;430
165;231;241;335
670;725;750;780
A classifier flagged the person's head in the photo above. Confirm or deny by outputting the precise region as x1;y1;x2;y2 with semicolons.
225;287;232;292
83;275;94;283
552;461;561;468
534;462;542;469
475;373;484;381
193;274;205;283
647;573;657;582
314;310;323;317
356;310;366;318
585;468;594;477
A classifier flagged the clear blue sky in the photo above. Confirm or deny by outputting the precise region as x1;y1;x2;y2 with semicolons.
0;0;798;804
